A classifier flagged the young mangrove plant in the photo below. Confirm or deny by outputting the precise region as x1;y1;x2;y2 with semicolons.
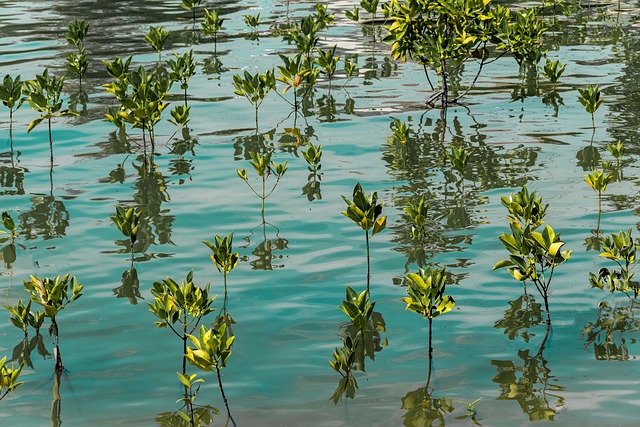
186;323;235;424
201;8;225;53
232;69;276;128
181;0;202;27
447;146;471;192
390;117;411;144
243;13;261;34
589;228;640;300
541;59;566;88
493;186;571;324
112;205;142;259
276;54;318;113
403;266;455;386
578;84;603;130
148;270;216;426
584;169;614;231
4;300;42;337
145;26;171;63
24;68;76;165
23;274;84;372
341;182;387;293
0;74;26;151
237;150;288;222
316;45;340;88
168;49;196;107
383;0;510;107
202;232;239;309
65;19;89;85
0;356;23;402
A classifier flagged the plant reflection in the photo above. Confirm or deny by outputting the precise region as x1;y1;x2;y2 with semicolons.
242;222;288;271
0;155;26;196
156;405;219;427
494;293;544;343
113;265;142;305
491;325;565;421
402;386;455;427
19;195;69;241
10;333;50;370
581;301;640;360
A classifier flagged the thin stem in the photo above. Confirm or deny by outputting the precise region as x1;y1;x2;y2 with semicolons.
425;316;433;391
51;317;63;372
9;108;13;156
51;370;62;427
216;366;236;426
365;230;371;294
48;117;53;166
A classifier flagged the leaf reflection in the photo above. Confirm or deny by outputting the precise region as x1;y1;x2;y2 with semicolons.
113;267;142;305
581;301;640;360
494;293;544;343
401;387;455;427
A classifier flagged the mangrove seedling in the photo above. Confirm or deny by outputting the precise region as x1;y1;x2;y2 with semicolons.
541;59;565;87
494;187;571;324
202;232;239;307
343;56;359;85
345;6;359;22
360;0;380;42
237;149;288;221
243;13;261;34
589;228;640;299
201;8;225;53
608;141;624;163
145;26;171;62
23;274;84;372
404;194;429;241
4;300;33;336
65;20;89;84
390;117;410;144
578;84;603;130
341;182;387;293
585;169;614;230
283;14;322;59
447;146;471;192
181;0;202;27
24;68;76;164
276;54;318;112
112;205;141;259
148;270;216;376
169;104;191;128
232;69;276;128
302;141;322;173
1;210;18;241
186;324;235;422
0;357;23;402
403;266;455;358
168;49;196;107
0;74;26;150
316;45;340;87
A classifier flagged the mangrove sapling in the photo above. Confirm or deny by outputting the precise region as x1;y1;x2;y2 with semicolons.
360;0;380;44
148;271;216;426
0;74;26;153
202;231;239;323
341;182;387;293
243;13;261;34
584;169;614;232
23;274;84;372
24;68;76;165
181;0;202;28
112;205;141;260
316;46;340;89
232;69;276;128
168;50;196;107
493;186;571;324
283;14;322;59
403;266;455;387
383;0;510;107
342;56;359;89
447;146;471;192
145;26;171;63
201;8;225;53
276;54;318;113
0;356;23;402
578;84;603;130
185;324;235;425
4;300;33;336
502;8;546;72
237;150;288;222
389;117;410;144
541;58;566;88
65;19;89;85
589;228;640;299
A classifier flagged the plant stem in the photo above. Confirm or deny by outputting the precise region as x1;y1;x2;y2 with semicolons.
51;370;62;427
51;317;64;372
216;366;235;425
48;117;53;166
365;230;371;294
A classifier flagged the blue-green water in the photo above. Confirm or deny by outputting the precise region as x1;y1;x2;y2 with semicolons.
2;0;640;426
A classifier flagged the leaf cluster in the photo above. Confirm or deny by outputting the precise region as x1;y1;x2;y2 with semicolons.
112;205;141;245
202;232;239;276
168;50;196;90
0;75;26;112
403;266;455;319
0;357;23;400
339;286;375;331
185;324;234;372
589;228;640;298
4;300;44;335
341;182;387;235
232;69;276;109
23;69;73;133
23;274;84;320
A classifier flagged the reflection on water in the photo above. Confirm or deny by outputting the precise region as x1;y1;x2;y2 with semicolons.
401;386;455;427
581;301;640;360
19;195;69;241
495;293;545;343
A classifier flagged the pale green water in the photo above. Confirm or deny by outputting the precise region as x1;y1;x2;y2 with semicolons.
1;0;640;426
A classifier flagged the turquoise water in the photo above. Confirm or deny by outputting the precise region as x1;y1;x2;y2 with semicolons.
2;0;640;425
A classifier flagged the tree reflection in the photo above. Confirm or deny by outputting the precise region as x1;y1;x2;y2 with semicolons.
113;265;142;305
242;222;288;271
155;405;218;427
0;154;26;196
402;386;455;427
491;325;565;421
581;301;640;360
19;195;69;241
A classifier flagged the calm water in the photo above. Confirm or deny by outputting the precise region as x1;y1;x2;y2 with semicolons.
1;0;640;426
